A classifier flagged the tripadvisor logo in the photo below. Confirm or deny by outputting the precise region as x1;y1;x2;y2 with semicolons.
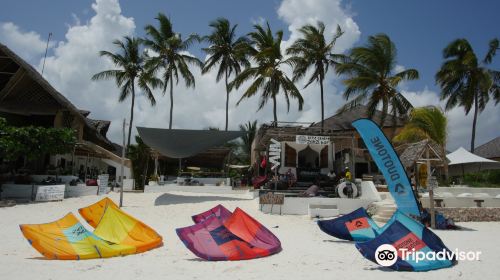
375;244;398;267
375;244;482;266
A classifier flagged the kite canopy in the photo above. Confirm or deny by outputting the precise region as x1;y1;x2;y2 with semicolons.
192;204;232;223
355;212;455;271
79;198;163;253
20;213;136;260
20;198;162;260
318;207;380;241
136;127;245;159
177;207;281;261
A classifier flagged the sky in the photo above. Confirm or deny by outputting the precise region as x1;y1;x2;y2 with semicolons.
0;0;499;151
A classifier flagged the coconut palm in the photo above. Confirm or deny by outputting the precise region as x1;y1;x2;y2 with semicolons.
336;34;419;128
436;38;500;152
92;36;160;149
239;120;257;158
393;106;449;181
286;22;344;129
143;13;203;129
230;22;303;126
393;106;447;146
202;18;251;131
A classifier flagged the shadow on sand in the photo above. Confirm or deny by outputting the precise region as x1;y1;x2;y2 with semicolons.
154;193;250;206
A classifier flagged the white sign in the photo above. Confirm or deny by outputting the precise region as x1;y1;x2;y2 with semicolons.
35;185;65;201
296;135;330;145
269;138;281;170
428;176;438;190
98;174;109;195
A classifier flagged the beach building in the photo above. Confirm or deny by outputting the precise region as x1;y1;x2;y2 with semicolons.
251;105;406;184
0;43;130;184
475;136;500;162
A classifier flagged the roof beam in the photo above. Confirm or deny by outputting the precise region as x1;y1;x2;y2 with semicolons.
0;68;26;102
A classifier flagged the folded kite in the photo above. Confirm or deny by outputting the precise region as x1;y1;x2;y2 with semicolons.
177;207;281;261
318;207;381;241
355;213;456;271
191;204;232;223
20;198;162;260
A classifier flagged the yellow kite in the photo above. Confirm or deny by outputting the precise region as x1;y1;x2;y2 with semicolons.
20;198;162;260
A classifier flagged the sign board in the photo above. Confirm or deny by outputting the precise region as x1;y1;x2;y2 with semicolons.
428;176;438;190
268;138;281;170
98;174;109;195
35;185;65;202
296;135;330;145
259;192;285;205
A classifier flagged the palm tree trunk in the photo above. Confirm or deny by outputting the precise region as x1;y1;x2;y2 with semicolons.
127;83;135;150
225;69;229;131
471;94;479;152
272;96;278;127
320;77;325;130
169;75;174;130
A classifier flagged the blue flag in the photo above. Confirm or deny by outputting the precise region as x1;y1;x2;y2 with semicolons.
352;119;421;219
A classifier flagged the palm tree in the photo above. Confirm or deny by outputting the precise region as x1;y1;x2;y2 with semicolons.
230;22;303;126
92;36;160;148
286;22;344;129
393;106;449;182
336;34;419;128
436;38;500;152
143;13;203;129
202;18;251;131
393;106;447;145
239;120;257;159
127;135;152;189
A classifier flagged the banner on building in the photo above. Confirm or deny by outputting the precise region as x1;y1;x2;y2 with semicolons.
296;135;330;145
269;139;281;170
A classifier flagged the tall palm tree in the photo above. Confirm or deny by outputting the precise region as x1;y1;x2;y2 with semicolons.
239;120;257;159
202;18;251;131
230;22;303;126
92;36;160;148
286;22;344;129
143;13;203;129
336;34;419;128
436;38;500;152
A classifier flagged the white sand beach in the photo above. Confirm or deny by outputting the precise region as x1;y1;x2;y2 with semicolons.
1;191;499;280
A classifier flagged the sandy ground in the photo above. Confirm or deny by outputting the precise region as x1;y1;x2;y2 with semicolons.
1;191;499;280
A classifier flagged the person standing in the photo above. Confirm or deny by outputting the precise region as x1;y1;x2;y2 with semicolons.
344;167;352;181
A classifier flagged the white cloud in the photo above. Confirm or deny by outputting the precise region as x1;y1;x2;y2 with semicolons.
277;0;361;52
12;0;499;154
0;22;53;62
402;89;500;151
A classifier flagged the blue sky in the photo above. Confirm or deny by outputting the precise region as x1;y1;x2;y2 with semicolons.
2;0;498;92
0;0;499;149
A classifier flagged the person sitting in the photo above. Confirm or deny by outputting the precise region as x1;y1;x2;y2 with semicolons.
300;179;320;197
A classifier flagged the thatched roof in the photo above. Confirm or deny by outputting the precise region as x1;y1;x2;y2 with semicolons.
396;139;446;169
0;43;114;150
312;105;406;130
475;136;500;159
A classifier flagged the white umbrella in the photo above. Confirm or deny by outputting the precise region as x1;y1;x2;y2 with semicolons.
446;147;500;176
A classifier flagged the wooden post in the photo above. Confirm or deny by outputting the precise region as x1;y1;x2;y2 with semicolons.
427;148;436;229
351;134;356;179
119;118;125;207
